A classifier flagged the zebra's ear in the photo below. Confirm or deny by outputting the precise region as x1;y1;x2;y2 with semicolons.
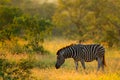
57;49;62;55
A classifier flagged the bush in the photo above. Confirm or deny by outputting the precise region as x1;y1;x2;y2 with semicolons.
10;42;24;54
2;40;25;54
0;59;36;80
19;57;36;70
24;43;50;55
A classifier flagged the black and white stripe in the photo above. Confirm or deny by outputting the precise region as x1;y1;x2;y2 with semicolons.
55;44;106;71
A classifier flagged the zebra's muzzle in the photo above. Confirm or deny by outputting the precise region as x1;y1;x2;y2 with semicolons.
55;63;60;69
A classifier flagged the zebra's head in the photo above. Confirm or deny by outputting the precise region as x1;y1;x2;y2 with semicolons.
55;50;65;69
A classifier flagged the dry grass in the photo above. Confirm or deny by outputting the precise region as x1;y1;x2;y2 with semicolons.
31;57;120;80
0;38;120;80
31;68;120;80
5;53;28;62
32;39;120;80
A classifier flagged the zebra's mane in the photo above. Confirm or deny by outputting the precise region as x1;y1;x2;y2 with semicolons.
57;44;76;55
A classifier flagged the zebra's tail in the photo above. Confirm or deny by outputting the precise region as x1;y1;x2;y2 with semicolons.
102;55;106;66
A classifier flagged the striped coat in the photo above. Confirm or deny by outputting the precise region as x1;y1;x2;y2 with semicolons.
55;44;106;71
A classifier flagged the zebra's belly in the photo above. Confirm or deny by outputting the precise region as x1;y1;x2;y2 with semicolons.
74;58;95;62
84;56;96;62
82;51;97;62
85;59;95;62
73;53;96;62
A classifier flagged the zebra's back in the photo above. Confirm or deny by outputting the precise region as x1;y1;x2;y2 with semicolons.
73;44;105;62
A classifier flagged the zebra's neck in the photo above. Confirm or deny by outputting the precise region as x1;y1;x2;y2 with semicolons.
63;47;74;59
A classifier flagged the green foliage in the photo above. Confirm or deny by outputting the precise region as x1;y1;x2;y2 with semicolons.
25;42;48;54
53;0;120;47
13;14;52;53
10;40;24;54
0;6;23;41
38;2;56;19
0;0;54;54
19;58;36;70
0;6;22;26
1;0;120;49
0;59;35;80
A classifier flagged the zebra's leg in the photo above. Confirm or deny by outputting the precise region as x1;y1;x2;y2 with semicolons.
80;60;88;74
74;61;78;71
97;57;102;71
101;63;104;71
101;58;104;71
80;59;86;70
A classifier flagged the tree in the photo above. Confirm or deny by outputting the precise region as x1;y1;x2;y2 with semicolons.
11;0;56;20
53;0;120;47
14;15;52;53
89;0;120;47
53;0;89;39
0;6;23;41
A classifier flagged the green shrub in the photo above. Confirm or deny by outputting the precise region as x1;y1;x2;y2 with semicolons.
0;59;36;80
24;43;50;55
19;58;36;70
10;42;24;54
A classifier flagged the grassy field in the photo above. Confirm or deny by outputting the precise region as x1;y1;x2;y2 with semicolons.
31;39;120;80
1;38;120;80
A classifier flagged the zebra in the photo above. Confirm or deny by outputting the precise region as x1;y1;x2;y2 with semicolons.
55;44;106;71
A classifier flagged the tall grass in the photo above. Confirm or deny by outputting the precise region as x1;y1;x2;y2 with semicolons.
0;38;120;80
31;68;120;80
31;53;120;80
33;38;120;80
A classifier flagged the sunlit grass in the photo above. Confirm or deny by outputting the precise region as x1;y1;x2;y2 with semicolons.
31;54;120;80
5;53;28;62
33;39;120;80
1;38;120;80
31;68;120;80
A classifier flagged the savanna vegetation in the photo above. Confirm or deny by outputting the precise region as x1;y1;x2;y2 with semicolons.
0;0;120;80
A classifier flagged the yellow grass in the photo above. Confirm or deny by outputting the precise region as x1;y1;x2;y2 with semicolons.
31;68;120;80
5;53;28;62
33;38;120;80
1;38;120;80
31;54;120;80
